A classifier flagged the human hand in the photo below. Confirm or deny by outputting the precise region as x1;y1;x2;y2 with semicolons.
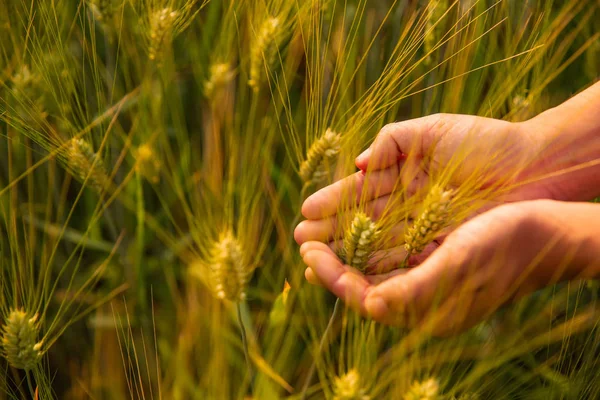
299;200;598;335
295;114;551;269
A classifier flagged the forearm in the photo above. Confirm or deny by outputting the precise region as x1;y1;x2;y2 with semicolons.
533;200;600;283
523;81;600;201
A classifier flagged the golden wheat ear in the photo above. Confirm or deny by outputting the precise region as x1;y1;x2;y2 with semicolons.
339;212;381;273
2;309;43;370
300;128;342;184
64;138;111;193
87;0;114;22
404;185;454;256
208;231;251;302
402;378;440;400
249;17;285;92
148;8;179;62
333;369;371;400
204;62;235;101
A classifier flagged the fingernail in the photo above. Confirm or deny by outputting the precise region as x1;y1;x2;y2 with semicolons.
355;148;371;164
365;294;388;320
299;241;310;256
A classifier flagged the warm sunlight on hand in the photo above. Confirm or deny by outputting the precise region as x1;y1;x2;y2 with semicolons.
295;114;555;271
299;200;583;336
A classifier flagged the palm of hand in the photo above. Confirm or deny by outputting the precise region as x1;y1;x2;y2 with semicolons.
296;114;558;334
296;114;548;271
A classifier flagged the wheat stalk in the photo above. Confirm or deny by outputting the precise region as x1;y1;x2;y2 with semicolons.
1;310;43;370
423;1;448;67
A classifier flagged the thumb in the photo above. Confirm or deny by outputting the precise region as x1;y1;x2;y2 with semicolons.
355;116;438;172
364;231;473;327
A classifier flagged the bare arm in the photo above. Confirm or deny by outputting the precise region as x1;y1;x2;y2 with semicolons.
523;81;600;201
300;199;600;334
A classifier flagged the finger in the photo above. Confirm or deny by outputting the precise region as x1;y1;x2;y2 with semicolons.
300;241;333;257
305;267;323;286
399;156;431;198
302;166;401;220
301;242;373;316
365;241;439;274
295;195;394;245
356;117;436;171
363;236;471;327
365;268;410;284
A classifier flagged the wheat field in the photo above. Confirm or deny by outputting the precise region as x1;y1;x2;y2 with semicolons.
0;0;599;399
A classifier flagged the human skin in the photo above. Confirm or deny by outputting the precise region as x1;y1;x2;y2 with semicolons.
295;81;600;335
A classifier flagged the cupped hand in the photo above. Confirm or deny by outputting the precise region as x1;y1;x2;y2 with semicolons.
300;200;573;335
295;114;555;270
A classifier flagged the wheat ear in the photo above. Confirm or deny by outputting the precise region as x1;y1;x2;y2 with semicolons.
1;310;43;370
403;378;440;400
341;212;381;273
65;138;111;193
148;8;179;62
299;128;341;184
204;62;235;100
404;185;453;256
209;231;251;302
249;17;283;91
333;369;371;400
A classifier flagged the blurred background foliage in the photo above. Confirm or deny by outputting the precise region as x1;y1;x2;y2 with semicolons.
0;0;599;398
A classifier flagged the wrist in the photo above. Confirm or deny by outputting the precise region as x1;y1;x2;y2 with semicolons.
519;102;600;202
524;200;600;282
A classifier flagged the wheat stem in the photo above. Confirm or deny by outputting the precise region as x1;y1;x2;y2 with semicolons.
300;298;342;400
26;370;36;399
237;302;253;393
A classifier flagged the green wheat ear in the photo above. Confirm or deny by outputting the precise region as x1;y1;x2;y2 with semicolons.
340;212;381;273
209;231;251;302
403;378;440;400
300;128;341;184
2;309;43;370
204;62;235;100
404;185;454;256
333;369;370;400
148;7;179;62
249;17;284;91
64;138;111;193
87;0;114;22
